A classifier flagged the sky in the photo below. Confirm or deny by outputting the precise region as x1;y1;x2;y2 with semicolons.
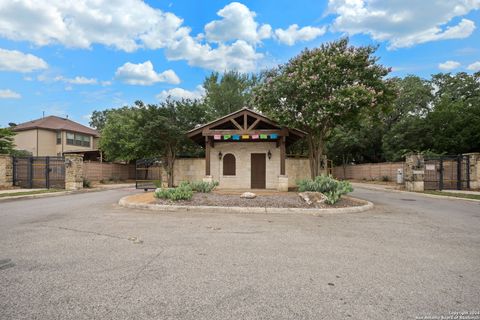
0;0;479;128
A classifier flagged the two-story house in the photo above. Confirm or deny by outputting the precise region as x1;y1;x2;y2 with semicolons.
12;116;100;157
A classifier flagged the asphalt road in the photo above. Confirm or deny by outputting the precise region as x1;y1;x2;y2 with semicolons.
0;187;479;320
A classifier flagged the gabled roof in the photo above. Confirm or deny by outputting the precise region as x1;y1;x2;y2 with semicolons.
187;107;306;146
12;115;100;137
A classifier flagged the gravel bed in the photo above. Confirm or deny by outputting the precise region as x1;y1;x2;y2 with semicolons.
155;192;361;208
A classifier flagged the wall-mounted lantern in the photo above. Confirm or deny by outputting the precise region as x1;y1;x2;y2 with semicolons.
267;150;272;160
218;151;223;160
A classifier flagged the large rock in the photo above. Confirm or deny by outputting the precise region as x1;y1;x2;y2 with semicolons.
298;192;327;205
240;192;257;199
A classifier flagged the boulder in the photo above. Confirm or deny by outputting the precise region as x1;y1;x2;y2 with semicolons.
298;192;327;205
240;192;257;199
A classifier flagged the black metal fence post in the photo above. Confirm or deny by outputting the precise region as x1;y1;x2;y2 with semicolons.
466;155;470;190
45;156;50;189
439;158;444;191
12;156;16;187
457;155;462;190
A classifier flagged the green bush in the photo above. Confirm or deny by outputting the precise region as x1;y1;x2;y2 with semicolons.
186;180;219;193
381;175;390;182
153;179;162;188
297;175;353;205
82;178;92;188
154;183;193;201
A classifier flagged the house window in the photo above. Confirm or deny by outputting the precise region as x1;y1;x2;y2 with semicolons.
223;153;236;176
66;132;91;148
56;131;61;144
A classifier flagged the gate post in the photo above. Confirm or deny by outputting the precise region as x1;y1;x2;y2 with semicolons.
0;155;13;188
405;154;425;192
464;153;480;190
65;154;84;190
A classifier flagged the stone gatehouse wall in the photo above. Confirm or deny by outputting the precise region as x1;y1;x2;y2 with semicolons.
171;157;311;188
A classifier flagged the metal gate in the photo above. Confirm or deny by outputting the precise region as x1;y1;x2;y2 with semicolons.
135;158;162;191
424;155;470;190
13;156;65;189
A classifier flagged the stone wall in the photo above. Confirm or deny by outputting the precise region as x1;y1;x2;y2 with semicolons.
65;154;84;190
168;156;311;189
466;153;480;190
404;154;425;192
209;141;280;189
285;158;311;187
0;155;13;188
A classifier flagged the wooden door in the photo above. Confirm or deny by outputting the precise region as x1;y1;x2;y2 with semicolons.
251;153;266;189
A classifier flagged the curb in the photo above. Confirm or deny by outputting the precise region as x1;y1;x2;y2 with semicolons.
118;195;374;215
352;183;480;203
0;185;135;202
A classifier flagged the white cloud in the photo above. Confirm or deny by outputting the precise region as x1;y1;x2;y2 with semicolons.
467;61;480;71
0;0;187;52
55;76;98;85
275;24;326;46
204;2;271;44
166;38;262;73
0;89;21;99
156;85;205;101
328;0;479;49
0;48;47;72
438;60;461;71
115;61;180;85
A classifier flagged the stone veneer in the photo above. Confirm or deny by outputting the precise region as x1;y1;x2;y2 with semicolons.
404;154;425;192
0;155;13;188
65;154;84;190
210;141;280;189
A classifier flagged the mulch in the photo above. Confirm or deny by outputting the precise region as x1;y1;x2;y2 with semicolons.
155;192;362;208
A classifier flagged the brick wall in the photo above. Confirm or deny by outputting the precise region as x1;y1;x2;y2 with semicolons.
83;162;135;181
332;162;405;182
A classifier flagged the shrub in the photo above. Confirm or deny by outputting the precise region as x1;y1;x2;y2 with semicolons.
154;183;193;201
153;180;162;188
82;178;91;188
186;180;219;193
297;175;353;205
381;175;390;182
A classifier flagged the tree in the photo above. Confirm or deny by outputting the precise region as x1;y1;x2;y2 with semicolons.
0;128;15;154
203;71;257;118
99;100;207;187
254;38;394;178
89;109;112;132
138;99;207;186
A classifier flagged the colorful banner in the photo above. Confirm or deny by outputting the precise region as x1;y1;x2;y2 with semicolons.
232;135;240;140
259;134;268;139
241;134;249;140
223;134;231;140
270;134;278;139
251;134;259;139
213;135;221;140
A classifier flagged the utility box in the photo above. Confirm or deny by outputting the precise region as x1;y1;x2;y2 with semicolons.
397;168;404;184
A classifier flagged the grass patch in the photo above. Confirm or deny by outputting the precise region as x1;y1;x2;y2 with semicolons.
0;189;63;198
422;190;480;201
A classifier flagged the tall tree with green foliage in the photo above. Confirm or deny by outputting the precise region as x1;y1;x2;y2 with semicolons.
99;99;207;186
89;109;112;132
0;128;16;154
203;71;257;118
254;38;394;177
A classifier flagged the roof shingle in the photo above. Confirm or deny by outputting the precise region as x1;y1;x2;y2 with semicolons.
12;116;99;137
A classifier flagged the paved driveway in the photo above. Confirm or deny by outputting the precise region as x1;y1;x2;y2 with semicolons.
0;187;479;320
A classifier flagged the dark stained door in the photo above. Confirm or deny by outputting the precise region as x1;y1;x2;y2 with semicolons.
251;153;266;189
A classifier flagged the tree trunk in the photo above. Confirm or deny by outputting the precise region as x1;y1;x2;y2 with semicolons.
164;145;176;187
307;134;324;179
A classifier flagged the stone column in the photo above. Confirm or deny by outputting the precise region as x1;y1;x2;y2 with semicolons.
404;154;424;192
65;154;84;190
465;153;480;190
0;155;13;188
277;175;288;192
